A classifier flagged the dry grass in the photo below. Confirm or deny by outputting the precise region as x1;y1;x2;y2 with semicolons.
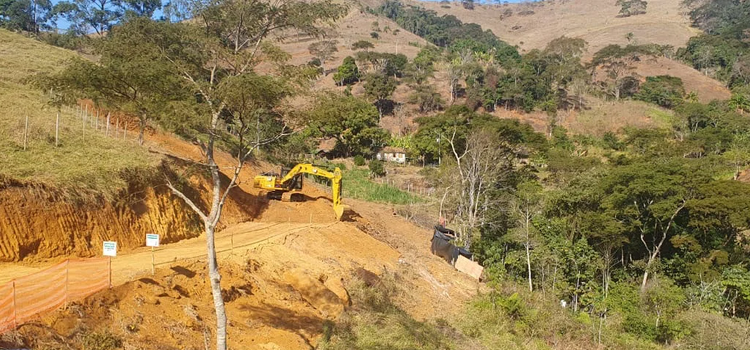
565;99;674;136
412;0;697;55
0;29;160;197
632;57;730;103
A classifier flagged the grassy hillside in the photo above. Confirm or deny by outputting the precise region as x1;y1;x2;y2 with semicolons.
0;29;160;198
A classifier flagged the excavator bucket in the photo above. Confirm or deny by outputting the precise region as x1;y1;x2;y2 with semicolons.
333;204;344;221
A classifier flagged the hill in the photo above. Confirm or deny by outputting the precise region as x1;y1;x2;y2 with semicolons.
415;0;697;55
412;0;729;101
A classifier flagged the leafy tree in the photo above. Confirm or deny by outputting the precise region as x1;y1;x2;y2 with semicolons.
617;0;647;17
729;86;750;113
413;105;474;164
0;0;51;33
126;1;347;348
69;0;123;35
39;17;183;145
363;72;397;119
333;56;359;86
351;40;374;51
405;46;440;85
642;277;686;342
635;75;685;109
120;0;160;16
369;159;386;176
308;40;338;74
678;0;750;84
592;44;661;100
307;94;390;157
355;51;408;77
600;160;707;292
461;0;474;10
408;84;443;113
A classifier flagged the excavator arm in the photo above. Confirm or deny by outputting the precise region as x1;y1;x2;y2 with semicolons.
254;163;344;220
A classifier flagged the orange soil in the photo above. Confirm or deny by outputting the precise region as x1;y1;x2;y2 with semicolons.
9;197;479;350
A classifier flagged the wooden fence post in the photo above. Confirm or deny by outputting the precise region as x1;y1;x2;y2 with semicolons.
106;112;110;137
108;257;112;288
23;115;28;151
55;112;60;147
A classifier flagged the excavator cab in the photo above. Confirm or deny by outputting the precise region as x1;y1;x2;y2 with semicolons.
253;164;345;220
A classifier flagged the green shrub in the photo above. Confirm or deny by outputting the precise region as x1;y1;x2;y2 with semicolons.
635;75;685;109
603;131;624;150
354;155;366;166
370;31;379;39
368;160;385;177
80;331;122;350
675;310;750;349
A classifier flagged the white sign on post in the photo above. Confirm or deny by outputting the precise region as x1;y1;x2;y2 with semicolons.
146;233;160;247
103;241;117;257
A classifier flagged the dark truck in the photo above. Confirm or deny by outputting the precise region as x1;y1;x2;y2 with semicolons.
430;225;472;265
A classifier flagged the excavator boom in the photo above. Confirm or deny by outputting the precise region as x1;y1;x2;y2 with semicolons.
253;163;344;220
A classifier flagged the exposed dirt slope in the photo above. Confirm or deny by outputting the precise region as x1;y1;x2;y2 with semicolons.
9;203;478;350
0;175;199;262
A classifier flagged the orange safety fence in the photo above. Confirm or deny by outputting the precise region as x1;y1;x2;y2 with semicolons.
0;258;110;334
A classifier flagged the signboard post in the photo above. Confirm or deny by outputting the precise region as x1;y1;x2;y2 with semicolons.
146;234;160;275
102;241;117;257
102;241;117;288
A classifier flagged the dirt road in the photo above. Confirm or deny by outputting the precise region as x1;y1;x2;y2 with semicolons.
0;221;337;286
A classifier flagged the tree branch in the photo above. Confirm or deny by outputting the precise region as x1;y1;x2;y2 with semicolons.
166;178;208;223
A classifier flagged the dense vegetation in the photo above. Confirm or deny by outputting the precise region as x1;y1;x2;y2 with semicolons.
408;80;750;350
679;0;750;87
375;0;519;62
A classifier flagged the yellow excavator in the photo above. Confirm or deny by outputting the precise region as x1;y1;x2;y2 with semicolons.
253;163;344;220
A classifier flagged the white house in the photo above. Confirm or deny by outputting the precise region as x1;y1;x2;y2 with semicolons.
376;147;407;164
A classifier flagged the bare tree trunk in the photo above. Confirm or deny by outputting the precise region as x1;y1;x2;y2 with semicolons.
639;202;685;293
525;211;532;292
168;131;229;350
205;222;227;349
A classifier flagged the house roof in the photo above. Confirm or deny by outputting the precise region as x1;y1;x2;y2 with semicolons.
379;146;407;154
